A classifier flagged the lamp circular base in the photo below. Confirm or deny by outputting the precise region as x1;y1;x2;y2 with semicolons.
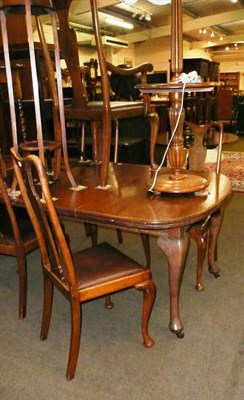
148;172;208;194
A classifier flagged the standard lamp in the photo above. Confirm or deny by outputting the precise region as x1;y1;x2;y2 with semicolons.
137;0;220;194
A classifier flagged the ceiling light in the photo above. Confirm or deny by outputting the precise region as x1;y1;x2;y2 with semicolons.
147;0;171;4
220;36;223;41
124;0;171;4
105;17;134;30
145;13;152;21
225;46;230;51
124;0;137;4
210;31;214;38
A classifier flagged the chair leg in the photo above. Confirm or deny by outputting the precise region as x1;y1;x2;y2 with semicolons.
141;233;150;268
189;224;209;291
113;119;119;163
105;295;114;310
91;121;101;163
135;280;156;348
116;228;123;243
40;273;54;341
66;299;81;380
84;223;98;246
208;209;223;279
17;254;27;320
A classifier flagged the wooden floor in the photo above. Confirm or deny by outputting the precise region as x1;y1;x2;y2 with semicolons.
223;135;244;152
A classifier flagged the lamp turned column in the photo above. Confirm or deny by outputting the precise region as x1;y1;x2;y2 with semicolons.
149;0;208;193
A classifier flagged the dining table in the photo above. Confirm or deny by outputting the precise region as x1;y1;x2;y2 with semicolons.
47;161;231;338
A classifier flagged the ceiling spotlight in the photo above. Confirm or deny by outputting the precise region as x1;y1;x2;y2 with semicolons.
139;13;145;21
220;36;223;41
132;11;137;18
145;13;151;21
202;28;207;34
210;31;214;38
225;46;230;51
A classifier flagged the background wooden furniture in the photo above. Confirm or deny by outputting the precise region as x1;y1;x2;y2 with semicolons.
11;148;156;380
219;72;240;92
169;58;219;124
0;162;38;319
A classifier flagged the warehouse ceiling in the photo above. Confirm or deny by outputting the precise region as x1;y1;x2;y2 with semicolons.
67;0;244;55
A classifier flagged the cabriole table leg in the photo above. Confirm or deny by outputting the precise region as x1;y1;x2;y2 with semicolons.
157;227;190;338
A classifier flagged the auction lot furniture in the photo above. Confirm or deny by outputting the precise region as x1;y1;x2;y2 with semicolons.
13;161;230;340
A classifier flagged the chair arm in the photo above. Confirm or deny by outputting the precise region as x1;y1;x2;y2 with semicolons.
106;62;153;77
80;66;89;76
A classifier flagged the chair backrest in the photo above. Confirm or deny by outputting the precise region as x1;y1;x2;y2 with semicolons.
56;5;88;109
56;0;153;110
110;64;141;101
10;147;77;290
184;120;223;173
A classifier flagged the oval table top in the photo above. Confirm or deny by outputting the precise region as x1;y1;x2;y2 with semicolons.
51;163;232;233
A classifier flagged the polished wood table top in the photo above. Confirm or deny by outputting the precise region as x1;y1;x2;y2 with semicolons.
52;163;231;230
50;162;231;337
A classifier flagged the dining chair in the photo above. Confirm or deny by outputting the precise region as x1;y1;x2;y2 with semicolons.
55;0;159;188
10;147;156;380
0;159;39;319
182;120;224;291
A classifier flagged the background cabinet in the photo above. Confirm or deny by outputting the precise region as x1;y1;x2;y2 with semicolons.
219;72;240;92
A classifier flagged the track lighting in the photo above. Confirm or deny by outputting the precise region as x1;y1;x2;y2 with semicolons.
121;1;153;22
